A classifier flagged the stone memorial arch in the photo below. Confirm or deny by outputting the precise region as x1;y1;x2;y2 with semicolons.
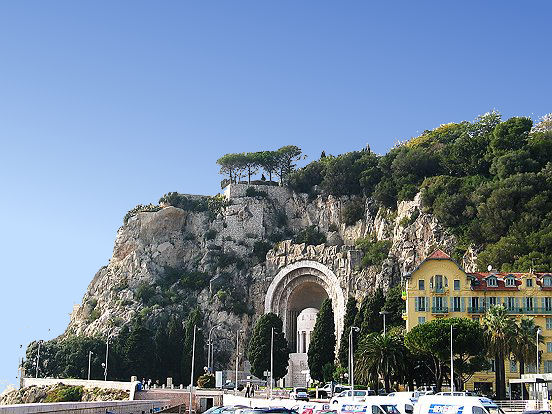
264;260;346;352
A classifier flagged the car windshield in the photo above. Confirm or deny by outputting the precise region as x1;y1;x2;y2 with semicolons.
484;406;506;414
353;391;366;396
296;388;308;393
204;407;224;414
381;405;400;414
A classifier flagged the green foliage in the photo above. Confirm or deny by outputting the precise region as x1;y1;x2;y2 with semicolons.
182;308;206;386
307;299;336;382
245;186;268;197
124;204;162;224
159;192;209;212
381;285;405;329
45;385;84;402
135;282;156;305
328;223;338;232
205;229;217;240
253;240;272;263
355;288;385;336
355;236;391;268
247;313;290;380
338;297;358;368
293;225;326;246
341;200;364;225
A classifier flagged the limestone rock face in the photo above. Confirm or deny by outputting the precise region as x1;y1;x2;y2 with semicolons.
66;184;464;369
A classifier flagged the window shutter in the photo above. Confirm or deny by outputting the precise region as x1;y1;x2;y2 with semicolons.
415;297;419;311
542;298;546;309
461;297;466;312
516;298;520;310
424;297;428;311
432;297;436;310
443;297;448;309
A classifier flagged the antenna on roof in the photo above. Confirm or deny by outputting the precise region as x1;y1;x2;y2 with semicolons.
487;265;492;272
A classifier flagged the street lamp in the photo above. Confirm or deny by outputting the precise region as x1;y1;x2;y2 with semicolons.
88;351;94;381
537;327;542;374
270;327;275;399
379;311;390;336
235;329;244;395
207;325;220;374
104;332;112;381
35;340;43;379
190;325;201;414
349;326;360;399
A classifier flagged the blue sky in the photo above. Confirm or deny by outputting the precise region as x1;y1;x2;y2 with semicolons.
0;1;551;390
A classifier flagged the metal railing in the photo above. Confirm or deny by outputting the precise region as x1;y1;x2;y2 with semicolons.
431;307;448;314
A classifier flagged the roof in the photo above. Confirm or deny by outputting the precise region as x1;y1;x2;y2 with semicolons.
427;249;451;260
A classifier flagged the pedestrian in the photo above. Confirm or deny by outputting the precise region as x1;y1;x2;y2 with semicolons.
245;383;250;398
148;378;152;389
251;383;255;397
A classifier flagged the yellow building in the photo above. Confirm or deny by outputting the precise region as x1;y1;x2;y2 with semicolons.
404;249;552;395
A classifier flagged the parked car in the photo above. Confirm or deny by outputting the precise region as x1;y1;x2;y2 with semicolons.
221;381;244;391
290;387;310;401
330;390;374;405
414;395;505;414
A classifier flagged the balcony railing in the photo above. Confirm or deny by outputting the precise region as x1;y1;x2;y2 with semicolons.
432;307;449;314
467;306;552;315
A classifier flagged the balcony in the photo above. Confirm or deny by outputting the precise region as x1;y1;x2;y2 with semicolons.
508;307;552;315
432;286;449;294
468;307;487;314
432;307;449;314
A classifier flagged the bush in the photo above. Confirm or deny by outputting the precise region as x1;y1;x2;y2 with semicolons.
294;226;327;246
355;236;392;268
45;385;84;402
205;229;217;240
159;192;208;212
135;282;155;304
328;223;338;232
245;187;268;198
341;200;364;225
123;204;162;224
253;240;272;263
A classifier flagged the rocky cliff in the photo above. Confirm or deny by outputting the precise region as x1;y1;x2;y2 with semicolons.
66;183;470;368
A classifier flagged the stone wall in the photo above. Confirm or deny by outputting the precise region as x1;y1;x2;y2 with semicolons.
0;400;169;414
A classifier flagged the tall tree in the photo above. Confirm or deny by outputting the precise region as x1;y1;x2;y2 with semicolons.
381;285;406;329
355;331;404;393
247;313;290;381
242;152;260;184
338;297;358;369
355;288;385;336
481;305;516;400
308;299;336;382
512;318;543;377
181;308;206;386
258;151;279;182
275;145;303;184
124;318;156;380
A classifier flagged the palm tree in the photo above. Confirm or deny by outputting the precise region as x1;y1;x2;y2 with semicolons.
355;332;404;393
511;318;544;398
482;305;517;400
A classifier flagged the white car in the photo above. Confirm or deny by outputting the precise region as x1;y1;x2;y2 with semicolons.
291;387;310;401
331;390;373;405
414;395;504;414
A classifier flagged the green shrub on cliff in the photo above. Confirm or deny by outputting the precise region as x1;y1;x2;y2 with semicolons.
45;385;84;402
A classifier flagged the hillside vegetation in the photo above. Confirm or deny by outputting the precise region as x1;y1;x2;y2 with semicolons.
286;112;552;271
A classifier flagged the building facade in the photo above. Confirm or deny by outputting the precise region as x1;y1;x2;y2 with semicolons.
404;249;552;394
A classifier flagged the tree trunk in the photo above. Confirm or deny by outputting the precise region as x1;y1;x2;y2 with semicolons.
495;354;501;399
248;167;251;184
498;351;506;400
520;359;528;399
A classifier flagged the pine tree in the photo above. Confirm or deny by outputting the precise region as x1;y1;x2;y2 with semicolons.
124;318;156;379
308;299;336;381
247;313;290;380
338;297;358;368
181;308;206;385
357;288;385;336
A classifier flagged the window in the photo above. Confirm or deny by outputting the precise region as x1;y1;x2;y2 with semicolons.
510;360;517;373
472;408;485;414
453;297;461;312
487;277;498;287
547;318;552;330
435;296;444;310
372;406;383;414
526;363;536;373
544;276;552;287
490;297;497;306
471;297;479;309
527;278;533;287
418;280;425;290
435;275;444;290
526;297;534;311
490;359;496;372
418;316;426;324
505;276;516;287
416;297;426;312
454;280;460;291
546;297;552;311
547;342;552;353
545;361;552;374
507;297;515;310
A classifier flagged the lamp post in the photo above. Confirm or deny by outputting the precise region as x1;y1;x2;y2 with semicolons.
379;311;390;336
349;326;360;399
537;327;542;374
235;329;244;395
88;351;93;381
207;325;220;374
104;333;111;381
35;340;43;378
190;325;200;414
270;327;274;399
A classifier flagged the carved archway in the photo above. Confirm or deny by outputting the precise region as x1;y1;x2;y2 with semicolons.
264;260;346;351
